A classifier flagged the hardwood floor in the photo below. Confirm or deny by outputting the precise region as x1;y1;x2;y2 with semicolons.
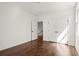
0;40;78;56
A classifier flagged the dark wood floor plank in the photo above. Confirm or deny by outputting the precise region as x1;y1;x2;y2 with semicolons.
0;40;78;56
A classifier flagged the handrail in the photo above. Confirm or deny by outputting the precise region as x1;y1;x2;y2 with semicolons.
38;30;43;35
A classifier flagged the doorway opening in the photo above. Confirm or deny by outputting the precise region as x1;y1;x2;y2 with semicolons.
37;21;43;45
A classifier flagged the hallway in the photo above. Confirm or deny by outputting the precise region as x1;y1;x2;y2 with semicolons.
0;39;78;56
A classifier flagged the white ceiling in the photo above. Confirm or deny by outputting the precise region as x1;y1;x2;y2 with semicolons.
0;2;75;15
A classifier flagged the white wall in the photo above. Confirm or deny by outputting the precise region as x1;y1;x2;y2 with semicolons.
0;3;75;51
38;7;75;46
75;3;79;54
0;6;36;50
31;16;37;40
